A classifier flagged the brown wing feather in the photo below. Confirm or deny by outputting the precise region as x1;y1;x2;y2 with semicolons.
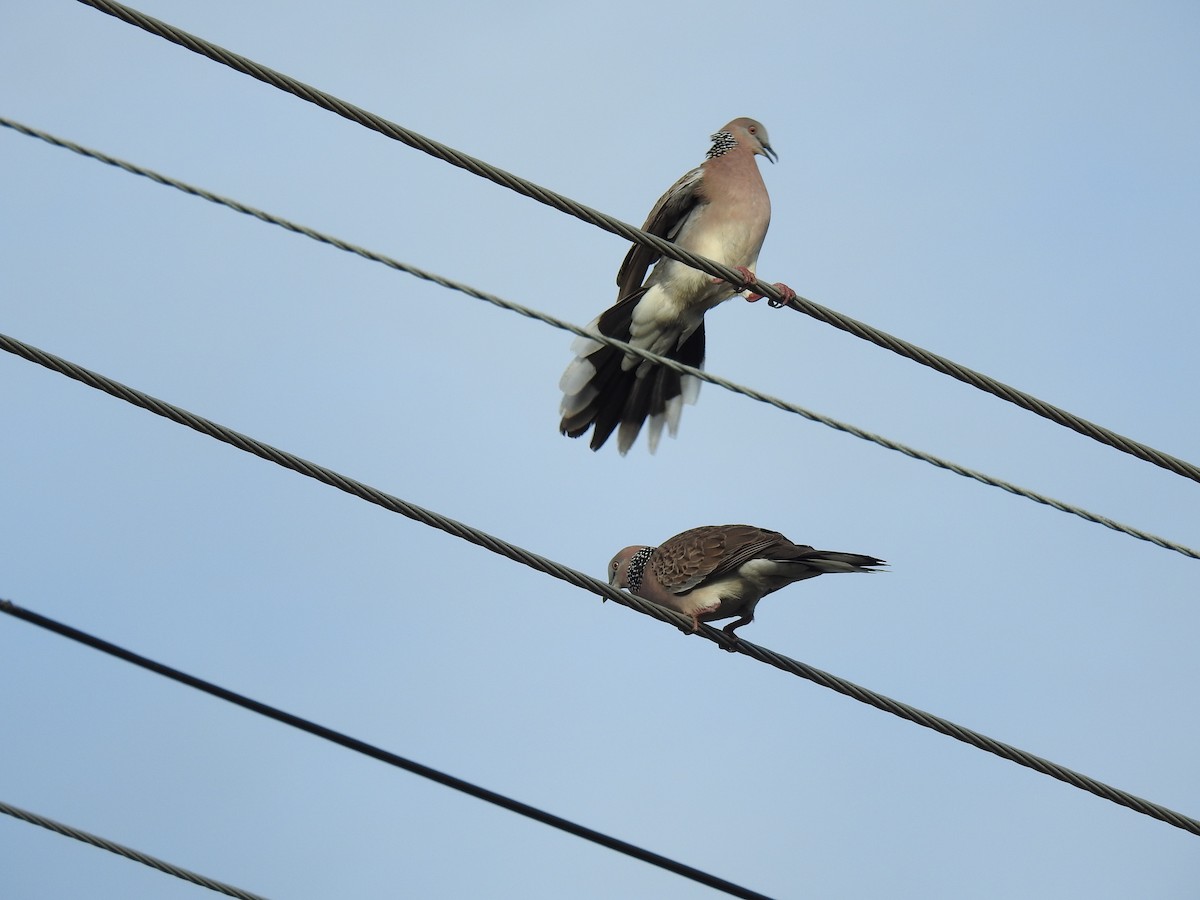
651;524;793;595
615;166;706;300
705;525;798;578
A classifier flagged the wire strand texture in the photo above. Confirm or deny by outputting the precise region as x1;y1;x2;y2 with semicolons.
2;332;1197;839
0;602;768;900
2;116;1195;563
74;0;1200;487
0;797;270;900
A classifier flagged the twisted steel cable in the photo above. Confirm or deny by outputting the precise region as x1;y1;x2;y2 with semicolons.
1;333;1197;838
73;0;1200;486
2;117;1195;561
0;798;270;900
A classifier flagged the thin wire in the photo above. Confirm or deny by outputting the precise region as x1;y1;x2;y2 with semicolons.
73;0;1200;487
0;601;770;900
2;119;1195;563
0;797;270;900
1;338;1197;839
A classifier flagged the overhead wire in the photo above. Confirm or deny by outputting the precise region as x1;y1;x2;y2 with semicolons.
2;116;1196;562
73;0;1200;488
0;797;270;900
1;334;1197;838
7;0;1198;874
0;602;769;900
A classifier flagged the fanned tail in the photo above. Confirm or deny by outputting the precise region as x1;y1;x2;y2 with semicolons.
559;291;705;454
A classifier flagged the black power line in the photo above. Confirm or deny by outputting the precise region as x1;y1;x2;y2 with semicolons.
0;599;772;900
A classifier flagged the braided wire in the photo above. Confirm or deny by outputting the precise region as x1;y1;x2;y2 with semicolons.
3;116;1195;562
73;0;1200;486
0;797;269;900
1;334;1197;838
0;603;769;900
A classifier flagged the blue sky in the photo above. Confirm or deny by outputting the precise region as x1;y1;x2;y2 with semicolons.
2;2;1199;897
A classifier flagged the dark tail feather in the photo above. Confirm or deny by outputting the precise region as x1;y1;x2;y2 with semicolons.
635;323;705;452
781;550;887;574
583;363;637;450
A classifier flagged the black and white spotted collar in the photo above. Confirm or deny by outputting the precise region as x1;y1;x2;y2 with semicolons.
626;546;655;592
705;130;738;160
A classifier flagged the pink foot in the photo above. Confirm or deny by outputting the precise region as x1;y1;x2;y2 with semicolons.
713;265;759;295
748;282;796;308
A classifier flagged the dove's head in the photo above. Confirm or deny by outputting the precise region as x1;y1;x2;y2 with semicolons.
710;117;777;163
608;545;654;593
608;547;638;589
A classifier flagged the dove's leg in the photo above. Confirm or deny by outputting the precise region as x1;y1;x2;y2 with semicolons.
714;265;758;293
712;266;796;307
722;615;753;637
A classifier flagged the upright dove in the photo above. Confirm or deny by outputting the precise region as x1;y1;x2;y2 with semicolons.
609;525;884;638
559;117;796;454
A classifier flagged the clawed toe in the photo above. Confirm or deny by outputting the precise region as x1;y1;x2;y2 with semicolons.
743;278;795;307
766;282;797;308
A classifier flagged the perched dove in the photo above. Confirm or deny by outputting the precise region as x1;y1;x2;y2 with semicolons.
609;525;884;638
559;117;796;454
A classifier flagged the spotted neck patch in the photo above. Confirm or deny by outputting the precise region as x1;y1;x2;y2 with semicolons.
625;546;655;592
706;130;738;159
